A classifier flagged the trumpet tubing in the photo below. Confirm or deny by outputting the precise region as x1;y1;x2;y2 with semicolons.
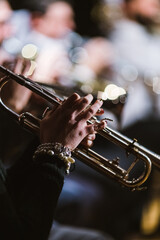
0;65;159;190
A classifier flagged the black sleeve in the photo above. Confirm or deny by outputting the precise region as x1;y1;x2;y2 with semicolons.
0;140;65;240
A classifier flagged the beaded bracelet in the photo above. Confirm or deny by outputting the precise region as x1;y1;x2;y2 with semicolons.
33;143;75;174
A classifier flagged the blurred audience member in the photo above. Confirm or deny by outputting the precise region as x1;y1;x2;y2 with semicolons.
71;37;115;92
22;0;83;85
0;0;14;64
4;9;31;52
108;2;160;237
0;0;32;67
109;0;160;129
110;0;160;74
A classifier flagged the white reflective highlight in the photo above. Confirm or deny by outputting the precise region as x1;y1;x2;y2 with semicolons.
99;84;126;100
21;44;38;60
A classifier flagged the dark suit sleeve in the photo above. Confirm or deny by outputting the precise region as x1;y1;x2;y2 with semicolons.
0;150;65;240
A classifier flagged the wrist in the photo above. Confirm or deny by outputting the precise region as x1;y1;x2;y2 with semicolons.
33;142;75;174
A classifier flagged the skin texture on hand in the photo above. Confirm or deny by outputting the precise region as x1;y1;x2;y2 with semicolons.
40;93;106;150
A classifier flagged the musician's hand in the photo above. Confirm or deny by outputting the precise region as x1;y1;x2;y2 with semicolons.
6;58;32;113
40;93;105;150
81;119;106;148
81;107;106;148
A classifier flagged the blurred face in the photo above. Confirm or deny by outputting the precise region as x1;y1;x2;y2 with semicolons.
40;1;75;38
126;0;160;19
84;38;115;74
0;1;12;43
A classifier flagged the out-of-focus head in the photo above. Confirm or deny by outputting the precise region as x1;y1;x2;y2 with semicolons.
82;37;115;75
31;0;75;38
0;0;12;43
123;0;160;20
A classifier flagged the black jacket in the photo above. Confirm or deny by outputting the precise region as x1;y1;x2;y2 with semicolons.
0;140;65;240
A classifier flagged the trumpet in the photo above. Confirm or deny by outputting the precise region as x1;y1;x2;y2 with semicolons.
0;65;160;190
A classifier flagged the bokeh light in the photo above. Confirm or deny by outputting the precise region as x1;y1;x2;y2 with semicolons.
21;43;38;60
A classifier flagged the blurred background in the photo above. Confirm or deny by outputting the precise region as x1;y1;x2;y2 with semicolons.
1;0;160;239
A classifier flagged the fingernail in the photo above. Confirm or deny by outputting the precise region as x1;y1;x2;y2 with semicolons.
42;107;50;119
86;94;92;97
97;108;104;114
96;99;103;105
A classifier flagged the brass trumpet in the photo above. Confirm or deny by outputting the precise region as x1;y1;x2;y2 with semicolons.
0;65;159;190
